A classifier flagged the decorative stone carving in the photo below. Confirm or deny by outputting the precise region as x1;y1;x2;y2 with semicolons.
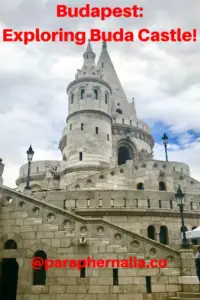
130;240;140;249
114;233;122;242
32;207;40;215
47;213;55;223
149;248;157;256
97;226;104;235
63;219;71;229
80;226;87;235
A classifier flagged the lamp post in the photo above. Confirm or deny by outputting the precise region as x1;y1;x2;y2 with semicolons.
175;185;189;249
162;133;168;162
25;145;34;190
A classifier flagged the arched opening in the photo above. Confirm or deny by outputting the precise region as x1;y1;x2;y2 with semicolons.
137;183;144;190
4;239;17;250
191;226;198;245
159;226;169;245
94;89;98;100
118;146;131;165
80;89;85;100
0;258;19;300
116;108;122;114
33;250;47;285
159;181;167;191
147;225;156;240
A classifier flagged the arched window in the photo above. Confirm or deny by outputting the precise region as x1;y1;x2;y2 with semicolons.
159;226;169;245
105;93;108;104
137;183;144;190
80;89;85;100
94;89;98;100
191;226;198;245
147;225;156;240
33;250;47;285
4;239;17;250
118;146;132;165
159;181;166;191
116;108;123;114
71;93;74;104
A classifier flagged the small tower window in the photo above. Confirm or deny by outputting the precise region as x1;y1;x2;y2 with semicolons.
147;199;150;208
79;152;83;161
170;200;173;209
122;118;124;124
107;134;109;141
113;269;118;285
71;93;74;104
105;93;108;104
81;123;84;130
99;199;102;207
80;89;85;100
130;120;132;125
159;200;162;208
70;124;72;131
190;202;193;210
111;199;114;207
94;89;98;100
37;166;39;173
102;62;104;68
96;127;99;134
80;261;86;278
87;199;90;207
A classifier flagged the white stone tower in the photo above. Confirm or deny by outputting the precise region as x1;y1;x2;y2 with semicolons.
60;40;113;187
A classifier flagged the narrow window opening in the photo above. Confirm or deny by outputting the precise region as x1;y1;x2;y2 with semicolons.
105;93;108;104
190;202;193;210
79;152;83;161
159;200;162;208
137;122;139;127
147;199;150;208
80;261;86;278
33;251;47;285
170;200;173;209
135;199;138;208
37;167;39;173
96;127;99;134
80;89;85;100
122;118;124;124
75;199;78;208
94;89;98;100
130;120;132;125
81;123;84;130
107;134;109;141
99;199;102;207
87;199;90;207
70;124;72;131
146;276;151;293
102;62;104;68
124;198;126;207
111;199;114;207
113;269;118;285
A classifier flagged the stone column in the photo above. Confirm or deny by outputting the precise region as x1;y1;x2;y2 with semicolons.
179;249;199;292
0;159;4;185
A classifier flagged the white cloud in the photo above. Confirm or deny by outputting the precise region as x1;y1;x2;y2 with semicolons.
0;0;200;187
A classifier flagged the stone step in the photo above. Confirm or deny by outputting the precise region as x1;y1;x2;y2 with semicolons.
169;298;200;300
178;293;200;298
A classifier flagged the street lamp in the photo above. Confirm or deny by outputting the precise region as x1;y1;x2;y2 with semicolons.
25;145;34;190
162;133;168;162
175;185;189;248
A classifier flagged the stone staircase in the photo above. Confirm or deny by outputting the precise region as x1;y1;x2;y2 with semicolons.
169;292;200;300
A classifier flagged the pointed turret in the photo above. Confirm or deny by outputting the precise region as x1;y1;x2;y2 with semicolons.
97;42;137;121
82;39;96;68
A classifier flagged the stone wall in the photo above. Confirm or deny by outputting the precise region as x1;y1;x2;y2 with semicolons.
1;186;197;300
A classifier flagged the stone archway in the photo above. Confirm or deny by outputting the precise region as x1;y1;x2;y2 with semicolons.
0;258;19;300
116;139;137;166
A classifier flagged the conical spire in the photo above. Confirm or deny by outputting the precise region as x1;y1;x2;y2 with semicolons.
83;39;96;62
97;42;137;120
